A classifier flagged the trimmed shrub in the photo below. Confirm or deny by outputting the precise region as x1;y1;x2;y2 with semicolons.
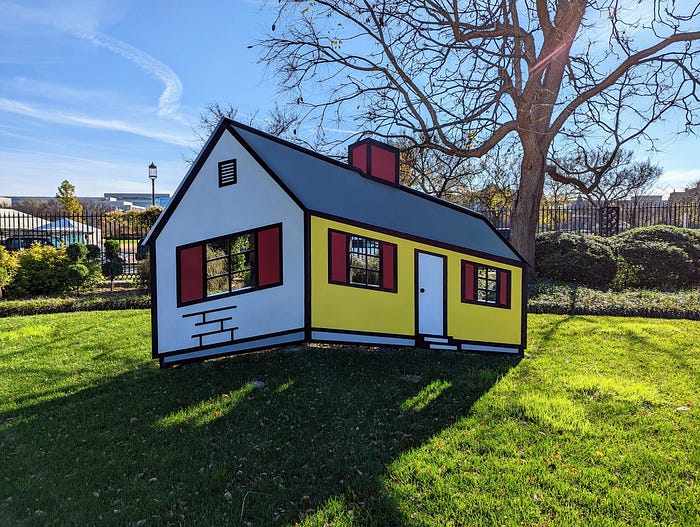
86;244;101;261
5;244;70;298
535;231;617;287
613;240;692;288
66;242;88;263
102;239;124;291
66;263;90;295
612;226;700;285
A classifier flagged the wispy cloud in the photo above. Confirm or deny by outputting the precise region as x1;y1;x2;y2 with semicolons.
77;30;184;119
0;97;192;146
0;1;185;121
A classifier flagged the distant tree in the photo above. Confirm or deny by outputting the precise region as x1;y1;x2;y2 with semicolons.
80;199;112;216
13;199;63;217
551;149;662;206
56;180;83;217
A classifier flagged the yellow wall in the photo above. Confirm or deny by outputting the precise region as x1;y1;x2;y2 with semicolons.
310;216;523;346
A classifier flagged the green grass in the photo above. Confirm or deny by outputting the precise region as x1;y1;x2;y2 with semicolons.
0;312;698;526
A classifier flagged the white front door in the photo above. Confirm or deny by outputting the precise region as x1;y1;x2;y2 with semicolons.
417;251;445;335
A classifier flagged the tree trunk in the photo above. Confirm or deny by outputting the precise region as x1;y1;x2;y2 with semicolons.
509;144;547;275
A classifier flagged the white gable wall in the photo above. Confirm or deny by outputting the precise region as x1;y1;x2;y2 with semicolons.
154;130;304;356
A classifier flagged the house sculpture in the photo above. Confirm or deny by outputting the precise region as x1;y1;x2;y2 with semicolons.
143;119;527;367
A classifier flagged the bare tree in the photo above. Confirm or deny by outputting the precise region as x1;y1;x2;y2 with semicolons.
258;0;700;269
79;199;113;216
399;140;478;202
12;198;63;217
552;148;662;205
188;102;307;163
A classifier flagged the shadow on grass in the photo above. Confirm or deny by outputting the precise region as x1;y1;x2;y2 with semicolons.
0;344;519;526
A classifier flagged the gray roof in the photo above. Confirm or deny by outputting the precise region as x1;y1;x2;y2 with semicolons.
231;122;522;263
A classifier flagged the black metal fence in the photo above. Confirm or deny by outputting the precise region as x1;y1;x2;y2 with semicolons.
480;202;700;237
2;202;698;277
0;211;154;278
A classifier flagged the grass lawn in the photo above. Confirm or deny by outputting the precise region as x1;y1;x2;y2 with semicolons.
0;312;698;526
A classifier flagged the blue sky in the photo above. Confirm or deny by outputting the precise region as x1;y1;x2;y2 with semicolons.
1;0;699;199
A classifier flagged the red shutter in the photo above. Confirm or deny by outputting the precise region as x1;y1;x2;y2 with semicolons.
462;262;475;302
380;242;396;290
498;270;510;307
329;231;348;283
257;225;282;287
178;245;204;304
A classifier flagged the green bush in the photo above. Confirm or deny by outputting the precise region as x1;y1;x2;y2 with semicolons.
137;253;151;289
613;240;692;288
612;226;700;285
67;242;103;291
535;231;617;287
66;263;90;295
86;244;101;261
5;244;71;298
66;242;88;263
0;246;17;298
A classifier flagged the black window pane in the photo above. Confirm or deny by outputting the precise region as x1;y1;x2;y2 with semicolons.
366;270;380;286
366;255;380;271
350;268;367;284
206;240;228;260
207;276;229;296
231;270;254;291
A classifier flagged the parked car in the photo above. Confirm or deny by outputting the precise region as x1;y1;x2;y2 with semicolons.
3;234;64;251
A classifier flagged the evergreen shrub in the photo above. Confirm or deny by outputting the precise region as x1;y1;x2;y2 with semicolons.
611;226;700;286
535;231;617;287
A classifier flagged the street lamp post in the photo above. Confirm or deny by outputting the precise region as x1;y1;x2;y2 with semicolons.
148;162;158;207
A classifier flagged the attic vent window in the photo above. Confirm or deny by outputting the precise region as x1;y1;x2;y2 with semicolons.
218;158;237;187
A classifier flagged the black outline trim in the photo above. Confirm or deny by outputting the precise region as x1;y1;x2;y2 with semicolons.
159;329;306;367
303;211;312;342
158;327;305;359
150;244;159;359
176;222;283;308
311;327;414;339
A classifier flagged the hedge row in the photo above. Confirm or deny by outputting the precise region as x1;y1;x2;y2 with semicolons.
1;283;697;321
0;292;150;318
535;225;700;288
527;280;700;320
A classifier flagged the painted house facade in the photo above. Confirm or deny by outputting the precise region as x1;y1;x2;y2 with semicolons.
144;119;527;367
